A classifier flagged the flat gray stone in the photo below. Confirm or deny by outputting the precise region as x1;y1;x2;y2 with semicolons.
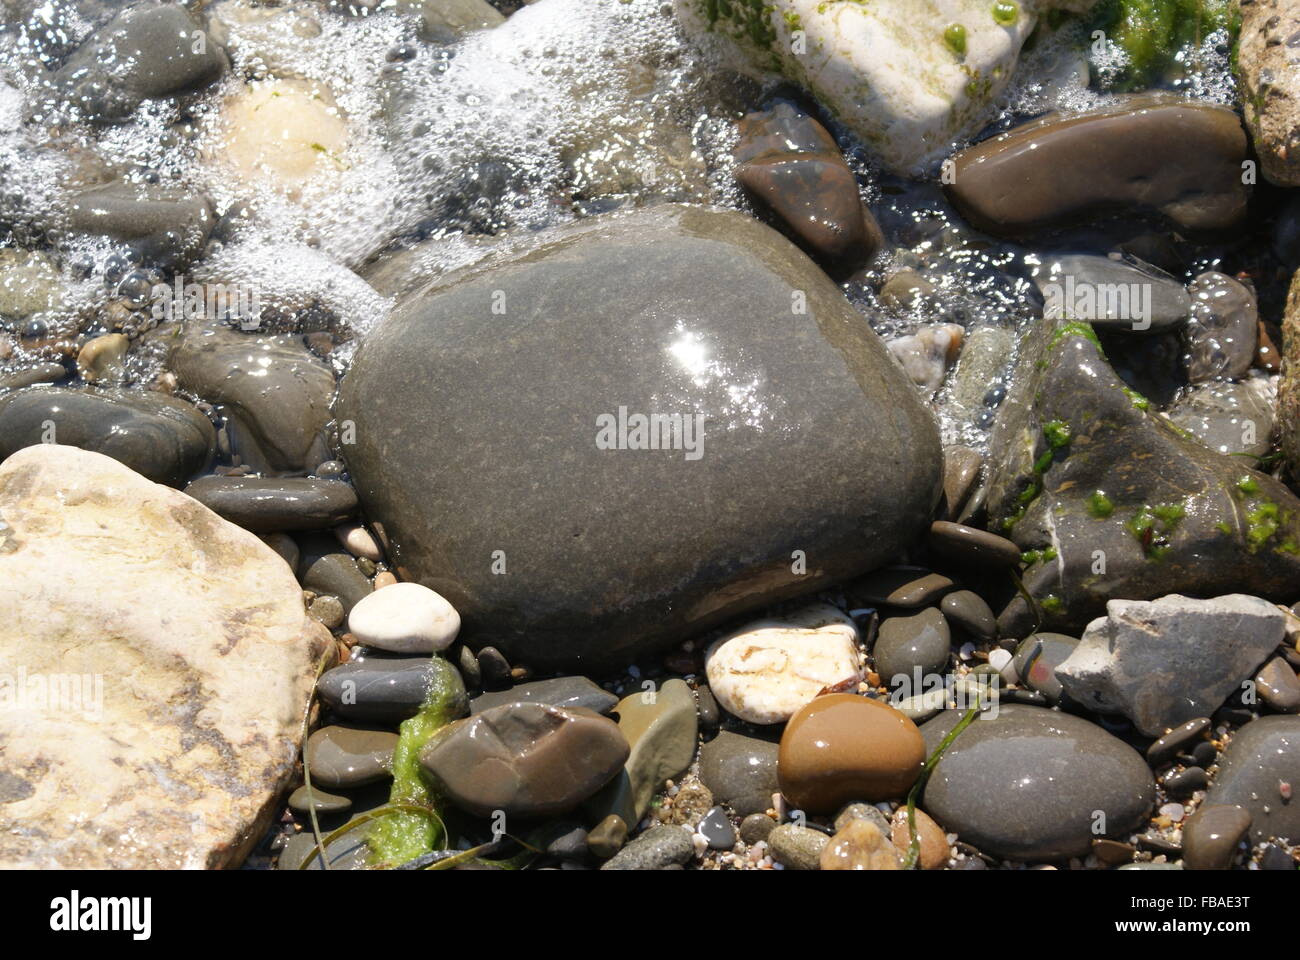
469;676;617;716
184;476;358;532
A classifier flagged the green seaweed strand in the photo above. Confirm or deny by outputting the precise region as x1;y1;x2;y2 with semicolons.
903;704;982;869
367;655;462;867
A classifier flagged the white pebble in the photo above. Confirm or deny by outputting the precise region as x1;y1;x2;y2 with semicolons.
705;603;861;724
334;522;382;561
346;581;460;653
987;648;1018;684
1160;802;1186;822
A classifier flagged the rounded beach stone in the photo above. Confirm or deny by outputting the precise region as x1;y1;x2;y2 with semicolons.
347;581;461;654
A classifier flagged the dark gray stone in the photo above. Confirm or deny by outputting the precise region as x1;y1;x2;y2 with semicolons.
0;386;212;486
183;476;357;532
170;323;334;474
305;725;398;790
288;784;352;815
698;729;779;817
469;675;617;715
874;607;951;683
921;704;1155;861
940;590;996;641
298;533;372;612
1206;715;1300;843
987;315;1300;638
66;182;215;269
1032;253;1191;334
54;4;227;122
317;653;466;723
1146;717;1212;768
1182;804;1252;870
699;805;737;850
1185;272;1258;382
849;567;953;609
337;205;941;671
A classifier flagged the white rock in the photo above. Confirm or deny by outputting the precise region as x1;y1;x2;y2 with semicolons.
887;323;964;396
347;581;460;653
0;445;331;868
674;0;1094;175
705;602;861;724
1055;594;1286;737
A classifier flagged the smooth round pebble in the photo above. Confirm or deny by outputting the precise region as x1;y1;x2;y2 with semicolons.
347;581;460;653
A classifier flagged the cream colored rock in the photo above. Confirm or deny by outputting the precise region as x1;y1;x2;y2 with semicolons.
209;77;349;192
0;445;331;869
821;817;903;870
334;521;382;562
76;333;129;384
675;0;1094;175
346;581;460;653
705;602;861;725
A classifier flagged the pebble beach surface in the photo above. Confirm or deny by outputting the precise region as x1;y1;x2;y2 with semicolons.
0;0;1299;874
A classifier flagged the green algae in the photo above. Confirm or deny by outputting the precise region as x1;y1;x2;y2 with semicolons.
1048;320;1103;353
1043;419;1072;450
1125;501;1186;560
1089;0;1240;91
1120;385;1150;412
1087;491;1114;519
992;1;1019;26
1040;594;1064;615
1236;475;1260;496
366;655;463;867
944;23;968;56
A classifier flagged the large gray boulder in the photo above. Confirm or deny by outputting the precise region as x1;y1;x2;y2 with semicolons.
987;316;1300;639
337;205;942;671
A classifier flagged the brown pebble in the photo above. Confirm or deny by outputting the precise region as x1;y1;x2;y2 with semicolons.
778;693;925;813
1257;319;1281;372
890;806;948;870
373;571;398;590
821;817;902;870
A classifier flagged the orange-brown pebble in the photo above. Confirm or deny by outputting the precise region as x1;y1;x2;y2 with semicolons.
820;817;901;870
777;693;925;813
889;806;948;870
373;571;398;590
1257;320;1281;372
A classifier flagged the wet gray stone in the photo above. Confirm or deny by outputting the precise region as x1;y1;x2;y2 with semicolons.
1256;657;1300;713
739;812;777;844
298;533;373;612
1185;272;1258;382
66;181;215;269
317;653;466;723
849;567;953;609
600;824;693;870
170;323;334;474
469;675;617;716
0;386;212;486
940;590;996;641
337;205;941;670
1146;717;1212;768
288;784;352;815
1206;716;1300;843
768;823;828;870
53;5;227;122
1032;253;1190;334
1165;379;1274;460
874;607;951;683
183;476;357;532
1183;804;1252;870
305;725;398;790
987;314;1300;638
699;805;737;850
921;704;1155;861
698;729;779;816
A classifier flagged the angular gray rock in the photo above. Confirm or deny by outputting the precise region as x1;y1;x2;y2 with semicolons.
1055;595;1286;737
987;315;1300;638
337;205;942;670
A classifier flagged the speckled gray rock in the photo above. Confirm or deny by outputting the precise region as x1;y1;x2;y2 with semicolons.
874;608;950;683
338;205;942;670
469;676;618;716
183;476;358;532
1055;595;1285;737
921;704;1155;861
1206;716;1300;843
170;323;334;474
698;730;780;817
0;386;213;486
768;823;828;870
599;824;693;870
